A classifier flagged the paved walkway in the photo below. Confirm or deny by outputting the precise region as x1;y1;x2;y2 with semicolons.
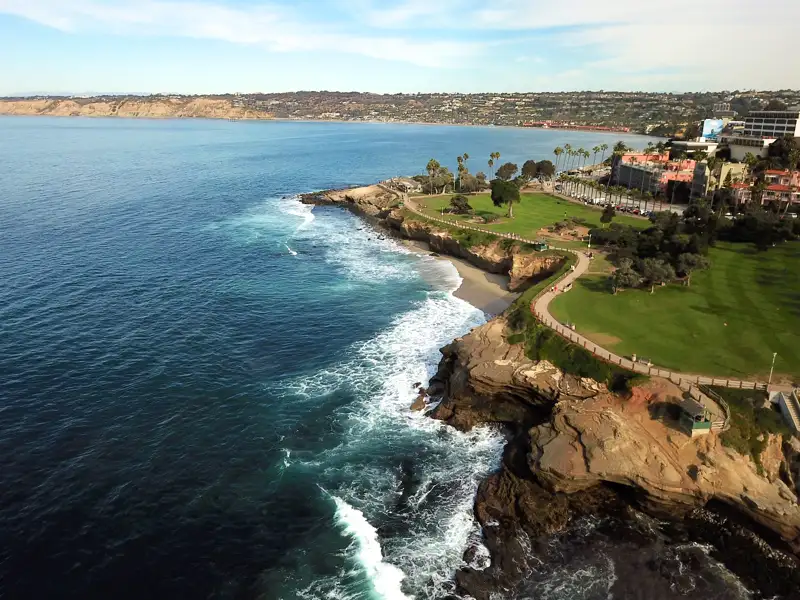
395;190;798;428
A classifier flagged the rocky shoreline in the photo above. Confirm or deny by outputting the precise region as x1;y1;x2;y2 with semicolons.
301;183;800;599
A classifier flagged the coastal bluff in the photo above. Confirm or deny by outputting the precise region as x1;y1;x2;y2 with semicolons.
0;98;273;120
300;184;566;291
427;316;800;598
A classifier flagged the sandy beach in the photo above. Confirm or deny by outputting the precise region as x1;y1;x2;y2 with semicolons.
404;240;519;314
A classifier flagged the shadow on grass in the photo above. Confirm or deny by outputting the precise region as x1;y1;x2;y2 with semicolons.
580;278;613;294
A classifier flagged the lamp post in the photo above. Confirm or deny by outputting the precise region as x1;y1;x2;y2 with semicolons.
588;232;592;249
768;352;778;387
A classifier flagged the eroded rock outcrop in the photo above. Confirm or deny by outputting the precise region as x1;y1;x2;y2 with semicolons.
530;396;800;550
302;186;567;290
426;318;600;430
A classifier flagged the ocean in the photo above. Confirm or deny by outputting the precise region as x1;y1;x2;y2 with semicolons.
0;116;660;599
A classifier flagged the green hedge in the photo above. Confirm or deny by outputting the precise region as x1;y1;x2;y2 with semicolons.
714;386;790;469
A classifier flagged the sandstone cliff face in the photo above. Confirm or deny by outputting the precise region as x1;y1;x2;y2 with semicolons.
427;318;599;430
301;186;567;291
530;397;800;550
0;98;273;120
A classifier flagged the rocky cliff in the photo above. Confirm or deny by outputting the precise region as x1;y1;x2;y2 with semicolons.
423;316;800;598
300;185;566;292
0;98;273;120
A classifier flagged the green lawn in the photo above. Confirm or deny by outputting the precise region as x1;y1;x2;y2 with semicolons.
415;193;647;239
549;242;800;381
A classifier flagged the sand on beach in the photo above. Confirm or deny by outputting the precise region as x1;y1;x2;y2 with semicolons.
404;240;519;314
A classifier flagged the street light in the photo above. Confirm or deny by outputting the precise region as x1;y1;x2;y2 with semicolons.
588;232;592;249
768;352;778;387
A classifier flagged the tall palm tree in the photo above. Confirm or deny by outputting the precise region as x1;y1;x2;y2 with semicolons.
581;149;590;170
489;152;500;178
456;155;465;191
600;143;609;164
628;157;638;197
564;144;573;170
553;147;563;172
592;145;601;168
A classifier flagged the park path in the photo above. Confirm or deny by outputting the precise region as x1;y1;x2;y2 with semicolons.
397;190;798;428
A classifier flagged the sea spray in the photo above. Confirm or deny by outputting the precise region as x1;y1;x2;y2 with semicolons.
333;496;413;600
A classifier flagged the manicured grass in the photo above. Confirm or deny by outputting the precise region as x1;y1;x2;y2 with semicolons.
549;242;800;380
415;193;647;238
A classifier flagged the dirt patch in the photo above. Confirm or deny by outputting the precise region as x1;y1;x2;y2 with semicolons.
587;332;623;347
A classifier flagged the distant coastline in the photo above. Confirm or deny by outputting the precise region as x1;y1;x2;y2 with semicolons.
0;110;655;137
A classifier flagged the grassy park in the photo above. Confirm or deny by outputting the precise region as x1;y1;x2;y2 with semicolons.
549;241;800;381
414;192;647;238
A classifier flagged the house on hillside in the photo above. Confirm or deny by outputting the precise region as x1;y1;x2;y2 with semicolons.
679;397;713;437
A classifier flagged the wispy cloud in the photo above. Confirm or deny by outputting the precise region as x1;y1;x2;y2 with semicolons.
0;0;484;67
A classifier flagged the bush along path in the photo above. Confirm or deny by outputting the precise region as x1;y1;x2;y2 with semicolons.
400;192;794;429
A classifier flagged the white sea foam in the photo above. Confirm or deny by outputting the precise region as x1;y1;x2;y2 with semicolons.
281;196;316;232
286;244;298;256
268;197;503;599
333;496;413;600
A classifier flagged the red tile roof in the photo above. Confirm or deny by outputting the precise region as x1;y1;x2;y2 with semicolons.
767;184;791;192
765;169;790;175
731;183;750;189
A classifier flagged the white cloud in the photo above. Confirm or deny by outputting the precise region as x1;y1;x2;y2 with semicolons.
355;0;800;90
0;0;483;68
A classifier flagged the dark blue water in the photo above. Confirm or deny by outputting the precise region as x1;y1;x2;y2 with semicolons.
0;117;655;599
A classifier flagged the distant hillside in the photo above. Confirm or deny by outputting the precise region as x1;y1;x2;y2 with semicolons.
0;97;273;121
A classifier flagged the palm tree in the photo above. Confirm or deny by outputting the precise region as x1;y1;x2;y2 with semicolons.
600;143;609;164
581;148;590;171
553;147;563;172
628;156;638;192
489;152;500;178
426;158;440;195
456;155;465;191
564;144;573;170
592;145;601;168
782;148;800;216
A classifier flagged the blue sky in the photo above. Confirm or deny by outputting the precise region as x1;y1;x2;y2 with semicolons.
0;0;797;95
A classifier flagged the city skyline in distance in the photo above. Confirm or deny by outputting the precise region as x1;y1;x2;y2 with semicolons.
1;0;799;96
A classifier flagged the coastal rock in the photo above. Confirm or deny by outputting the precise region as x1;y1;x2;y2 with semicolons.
529;395;800;551
508;252;564;292
427;318;570;431
300;185;402;218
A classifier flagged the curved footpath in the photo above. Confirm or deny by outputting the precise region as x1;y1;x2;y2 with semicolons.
399;192;791;423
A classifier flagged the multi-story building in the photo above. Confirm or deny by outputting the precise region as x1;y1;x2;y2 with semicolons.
729;169;800;207
719;108;800;161
742;109;800;138
691;162;749;200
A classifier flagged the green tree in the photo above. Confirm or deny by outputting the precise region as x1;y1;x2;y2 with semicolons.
610;258;641;294
491;179;521;218
600;205;616;228
765;99;788;111
676;253;710;286
426;158;440;195
640;258;676;293
693;150;709;163
592;145;601;167
782;147;800;216
553;147;563;172
600;143;610;164
449;194;472;214
521;159;539;180
536;160;556;178
489;152;501;177
613;141;629;154
496;162;519;181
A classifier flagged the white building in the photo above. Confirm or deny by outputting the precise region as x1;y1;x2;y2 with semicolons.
742;108;800;138
718;107;800;161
